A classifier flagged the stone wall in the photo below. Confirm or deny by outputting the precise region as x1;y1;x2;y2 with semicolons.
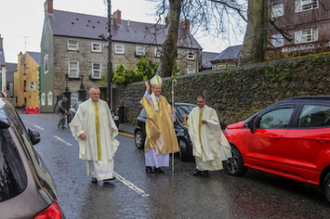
113;53;330;126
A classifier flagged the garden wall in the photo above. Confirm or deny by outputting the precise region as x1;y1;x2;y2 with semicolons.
112;53;330;126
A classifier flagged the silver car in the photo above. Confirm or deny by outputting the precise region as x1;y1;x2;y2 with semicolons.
0;98;65;218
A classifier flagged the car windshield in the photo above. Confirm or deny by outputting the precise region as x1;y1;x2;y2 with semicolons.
0;128;27;203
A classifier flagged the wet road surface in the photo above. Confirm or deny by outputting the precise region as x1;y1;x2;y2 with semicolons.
21;113;330;219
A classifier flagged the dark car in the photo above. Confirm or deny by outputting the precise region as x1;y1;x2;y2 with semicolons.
134;102;197;161
0;98;65;218
224;95;330;203
67;101;119;128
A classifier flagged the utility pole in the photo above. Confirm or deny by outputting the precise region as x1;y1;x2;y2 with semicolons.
107;0;112;109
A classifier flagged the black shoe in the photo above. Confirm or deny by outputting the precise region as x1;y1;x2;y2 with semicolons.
155;167;165;173
91;178;97;184
193;170;202;176
146;166;155;173
61;126;66;129
202;171;209;177
103;177;116;182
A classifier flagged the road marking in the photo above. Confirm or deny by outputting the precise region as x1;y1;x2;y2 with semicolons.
114;172;149;197
53;135;73;146
33;125;44;130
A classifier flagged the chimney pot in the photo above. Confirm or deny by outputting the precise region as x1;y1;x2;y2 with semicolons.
44;0;53;14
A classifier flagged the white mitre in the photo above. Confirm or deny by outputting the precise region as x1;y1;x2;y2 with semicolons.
150;75;162;87
149;75;162;111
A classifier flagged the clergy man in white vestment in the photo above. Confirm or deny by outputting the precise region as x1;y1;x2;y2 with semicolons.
69;87;119;183
183;96;232;176
140;75;179;173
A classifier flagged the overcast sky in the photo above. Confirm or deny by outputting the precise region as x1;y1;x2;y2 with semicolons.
0;0;243;63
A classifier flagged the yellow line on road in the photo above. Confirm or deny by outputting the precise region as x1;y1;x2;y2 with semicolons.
119;132;134;138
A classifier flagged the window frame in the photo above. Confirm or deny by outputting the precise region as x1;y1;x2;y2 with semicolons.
294;27;318;44
271;3;284;18
295;0;318;12
92;63;102;79
115;44;125;54
44;54;49;74
67;39;79;51
272;34;284;47
68;61;79;78
47;91;53;106
136;46;145;56
187;52;195;60
187;68;195;74
91;42;102;52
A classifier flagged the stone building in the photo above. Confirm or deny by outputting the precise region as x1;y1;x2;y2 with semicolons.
40;0;202;112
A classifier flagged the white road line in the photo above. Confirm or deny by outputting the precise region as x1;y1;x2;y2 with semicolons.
33;125;44;130
114;172;150;197
53;135;73;146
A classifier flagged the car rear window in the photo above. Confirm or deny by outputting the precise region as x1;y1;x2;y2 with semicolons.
0;128;27;203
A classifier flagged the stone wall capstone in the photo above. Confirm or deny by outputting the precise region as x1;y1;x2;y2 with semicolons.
113;53;330;127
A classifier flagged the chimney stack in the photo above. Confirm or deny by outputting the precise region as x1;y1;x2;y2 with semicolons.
112;10;121;25
180;19;190;32
44;0;53;14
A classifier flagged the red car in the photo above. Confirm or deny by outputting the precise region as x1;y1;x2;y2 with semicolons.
224;96;330;203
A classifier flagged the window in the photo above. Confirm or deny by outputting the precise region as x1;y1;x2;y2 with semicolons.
217;65;226;70
0;128;27;203
114;64;120;71
187;52;195;60
115;44;124;54
92;63;102;79
155;48;161;57
259;108;294;129
271;4;284;18
44;54;49;74
295;0;318;12
47;91;52;106
91;42;102;52
187;68;195;74
23;64;26;75
295;28;318;44
71;92;78;105
272;34;284;47
68;61;79;78
212;66;217;70
299;105;330;128
68;40;79;51
23;80;26;92
136;46;145;56
41;93;45;106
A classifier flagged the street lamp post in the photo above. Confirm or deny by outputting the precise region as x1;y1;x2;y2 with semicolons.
107;0;112;109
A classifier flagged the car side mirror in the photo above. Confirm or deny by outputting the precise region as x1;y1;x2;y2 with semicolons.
28;128;41;145
246;121;255;134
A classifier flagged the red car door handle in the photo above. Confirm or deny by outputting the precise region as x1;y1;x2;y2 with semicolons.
269;135;280;140
315;137;330;143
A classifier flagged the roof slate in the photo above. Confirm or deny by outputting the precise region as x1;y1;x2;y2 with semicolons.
27;51;41;66
211;45;242;61
50;10;202;49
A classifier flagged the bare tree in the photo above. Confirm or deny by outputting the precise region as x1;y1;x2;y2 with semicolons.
148;0;247;77
238;0;269;66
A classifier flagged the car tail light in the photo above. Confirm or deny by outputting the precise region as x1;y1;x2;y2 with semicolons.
33;200;62;219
